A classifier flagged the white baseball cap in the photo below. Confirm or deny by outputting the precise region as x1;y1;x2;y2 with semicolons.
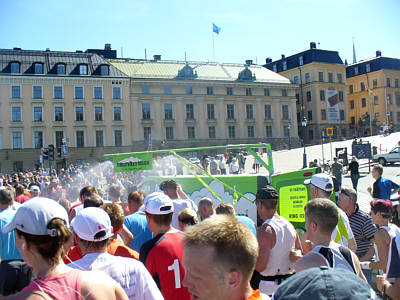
71;207;113;242
144;192;174;215
2;197;69;236
304;173;333;192
30;185;40;193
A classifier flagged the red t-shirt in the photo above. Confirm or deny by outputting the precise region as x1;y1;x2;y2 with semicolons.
15;194;30;204
140;230;190;300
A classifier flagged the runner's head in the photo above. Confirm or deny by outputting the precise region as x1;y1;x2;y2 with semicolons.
215;202;235;215
127;190;145;213
338;187;357;216
198;197;215;220
178;208;198;231
144;192;174;233
108;184;122;202
3;197;71;266
305;198;339;241
183;215;258;300
304;173;333;200
256;186;279;220
160;180;178;199
83;194;104;208
103;203;125;236
370;199;393;225
71;207;113;253
79;185;98;202
372;164;383;180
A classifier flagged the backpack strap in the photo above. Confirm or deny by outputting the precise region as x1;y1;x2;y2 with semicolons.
339;246;356;274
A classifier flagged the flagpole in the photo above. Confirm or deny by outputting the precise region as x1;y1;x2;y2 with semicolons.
212;31;215;62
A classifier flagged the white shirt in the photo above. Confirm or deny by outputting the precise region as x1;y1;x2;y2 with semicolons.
171;198;198;229
69;252;164;300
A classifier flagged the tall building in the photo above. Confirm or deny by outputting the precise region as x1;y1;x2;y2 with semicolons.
346;51;400;136
108;56;299;150
0;47;130;172
265;42;349;144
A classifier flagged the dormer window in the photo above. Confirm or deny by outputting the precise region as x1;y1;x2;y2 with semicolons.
238;66;256;81
34;63;43;74
57;64;66;75
283;61;287;71
299;56;304;66
11;62;20;74
100;65;109;76
177;63;197;79
79;64;88;75
273;64;277;73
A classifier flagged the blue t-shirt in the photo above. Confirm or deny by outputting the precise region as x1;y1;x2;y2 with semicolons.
372;177;399;200
236;215;257;236
0;208;22;260
124;211;153;252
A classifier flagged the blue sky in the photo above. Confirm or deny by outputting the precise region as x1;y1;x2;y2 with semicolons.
1;0;399;64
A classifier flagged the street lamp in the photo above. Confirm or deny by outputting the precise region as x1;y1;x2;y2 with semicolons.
302;117;308;168
287;122;291;150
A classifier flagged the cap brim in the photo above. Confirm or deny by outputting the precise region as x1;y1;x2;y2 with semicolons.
304;179;311;185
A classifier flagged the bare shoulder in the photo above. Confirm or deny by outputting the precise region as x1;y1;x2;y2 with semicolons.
5;289;50;300
80;270;128;300
295;252;326;273
374;228;390;243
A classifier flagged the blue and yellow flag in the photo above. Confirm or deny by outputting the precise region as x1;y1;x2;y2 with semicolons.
212;23;221;34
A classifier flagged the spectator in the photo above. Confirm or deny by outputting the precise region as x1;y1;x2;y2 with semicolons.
215;202;257;236
376;234;400;300
69;207;162;300
304;173;357;253
294;198;366;281
273;266;375;300
177;208;198;231
124;191;153;252
3;198;128;300
0;188;33;297
198;197;215;220
331;157;343;193
140;192;191;300
160;180;197;229
362;199;400;274
183;215;269;300
368;164;400;200
209;157;218;175
348;156;360;190
219;156;227;175
255;186;301;296
230;157;240;175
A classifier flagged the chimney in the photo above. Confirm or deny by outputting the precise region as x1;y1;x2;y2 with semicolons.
153;55;161;61
245;59;253;66
46;48;50;51
13;47;22;50
281;54;285;59
105;44;111;50
265;58;272;64
376;50;382;57
310;42;316;49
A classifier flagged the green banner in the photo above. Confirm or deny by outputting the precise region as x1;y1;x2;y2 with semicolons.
113;153;153;172
279;184;308;222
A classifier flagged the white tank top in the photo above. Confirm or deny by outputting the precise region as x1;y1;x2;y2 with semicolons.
374;224;400;268
260;215;297;276
311;244;355;274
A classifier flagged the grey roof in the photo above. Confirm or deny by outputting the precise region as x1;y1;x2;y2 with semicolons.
0;49;129;78
108;59;291;84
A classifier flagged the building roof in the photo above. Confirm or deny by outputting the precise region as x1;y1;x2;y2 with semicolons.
107;59;291;84
0;48;128;78
264;44;344;73
346;55;400;78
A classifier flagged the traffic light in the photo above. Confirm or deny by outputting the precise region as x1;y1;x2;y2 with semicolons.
48;144;55;161
57;147;62;158
42;148;49;160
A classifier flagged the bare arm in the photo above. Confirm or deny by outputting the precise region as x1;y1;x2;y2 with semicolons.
351;251;367;282
377;277;400;300
289;232;303;263
348;237;357;254
255;225;275;272
370;230;390;272
119;224;134;246
359;243;375;262
176;184;189;200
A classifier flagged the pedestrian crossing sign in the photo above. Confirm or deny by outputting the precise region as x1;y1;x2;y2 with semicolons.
326;128;333;136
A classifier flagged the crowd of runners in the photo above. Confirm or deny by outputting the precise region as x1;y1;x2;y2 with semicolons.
0;162;399;299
